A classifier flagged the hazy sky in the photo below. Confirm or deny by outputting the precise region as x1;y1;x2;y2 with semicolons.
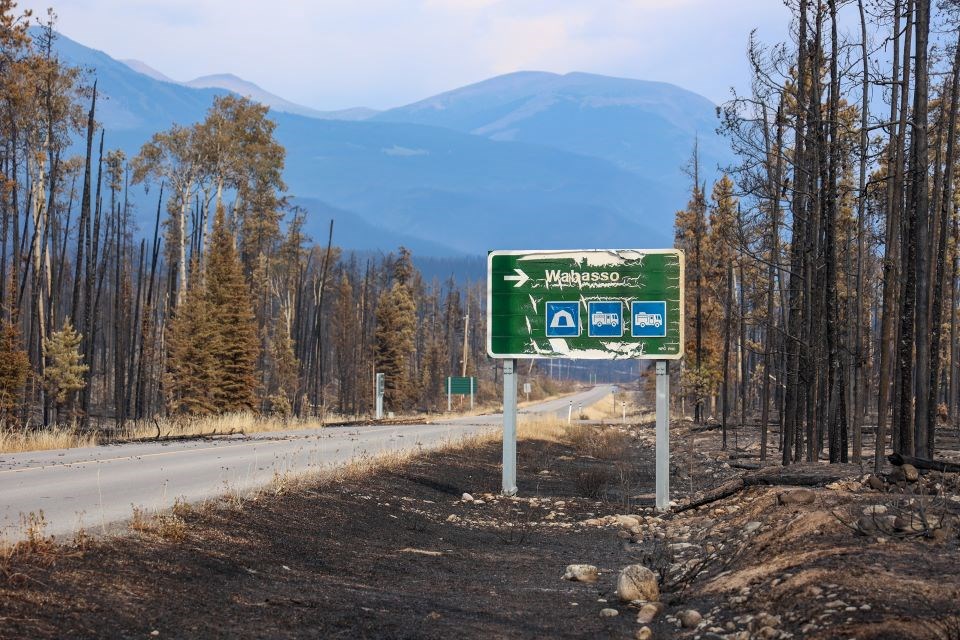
17;1;819;110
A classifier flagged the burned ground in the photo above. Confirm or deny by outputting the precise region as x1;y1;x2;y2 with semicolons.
1;420;959;639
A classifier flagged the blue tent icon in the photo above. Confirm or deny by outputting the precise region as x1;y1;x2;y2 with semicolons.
545;301;580;337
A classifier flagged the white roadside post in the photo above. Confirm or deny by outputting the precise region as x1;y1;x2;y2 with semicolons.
567;400;573;424
622;401;626;423
375;373;384;420
502;359;518;495
655;360;670;511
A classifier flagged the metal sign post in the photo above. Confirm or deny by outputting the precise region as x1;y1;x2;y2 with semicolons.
655;361;670;511
502;359;518;495
375;373;385;420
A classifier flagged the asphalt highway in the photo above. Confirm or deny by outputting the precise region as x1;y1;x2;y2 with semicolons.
0;385;615;541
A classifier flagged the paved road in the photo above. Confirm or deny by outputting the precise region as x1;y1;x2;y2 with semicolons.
0;385;615;541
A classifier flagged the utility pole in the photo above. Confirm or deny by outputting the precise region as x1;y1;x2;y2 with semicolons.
461;312;469;377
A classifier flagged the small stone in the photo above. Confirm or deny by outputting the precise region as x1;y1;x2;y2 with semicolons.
825;599;847;609
446;514;460;523
866;475;886;491
461;492;474;502
635;626;653;640
150;633;159;638
778;489;816;506
615;514;643;529
901;464;919;482
562;564;599;583
743;521;762;534
600;608;619;618
636;602;664;624
862;504;887;516
756;626;779;639
616;564;660;602
678;609;702;628
750;613;781;630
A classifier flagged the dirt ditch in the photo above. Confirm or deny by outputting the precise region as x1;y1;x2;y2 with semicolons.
1;420;958;639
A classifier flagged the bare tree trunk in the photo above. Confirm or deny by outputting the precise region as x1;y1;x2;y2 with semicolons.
910;0;931;457
853;0;870;463
926;31;960;454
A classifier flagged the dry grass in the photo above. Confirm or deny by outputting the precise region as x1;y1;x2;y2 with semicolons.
0;427;99;454
563;423;631;460
0;413;326;455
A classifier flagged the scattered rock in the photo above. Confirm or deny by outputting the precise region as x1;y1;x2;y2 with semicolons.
614;514;642;529
778;489;816;506
562;564;599;583
866;475;886;491
461;493;474;502
446;514;460;523
599;608;619;618
755;627;780;639
678;609;702;628
893;514;940;532
750;613;781;631
636;602;664;624
901;464;919;482
826;479;862;491
862;504;887;516
616;564;660;603
635;626;653;640
743;521;762;534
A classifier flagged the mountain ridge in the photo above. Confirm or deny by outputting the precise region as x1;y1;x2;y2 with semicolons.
46;29;731;256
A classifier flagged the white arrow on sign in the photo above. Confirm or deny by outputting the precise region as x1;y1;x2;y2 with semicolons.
503;268;530;288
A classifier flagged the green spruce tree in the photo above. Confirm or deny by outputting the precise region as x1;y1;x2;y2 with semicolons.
165;261;219;415
43;320;88;420
206;205;260;412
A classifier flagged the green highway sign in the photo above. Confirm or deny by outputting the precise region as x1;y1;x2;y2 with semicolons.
447;376;477;395
486;249;684;360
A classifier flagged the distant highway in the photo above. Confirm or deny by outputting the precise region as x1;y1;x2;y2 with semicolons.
0;385;616;541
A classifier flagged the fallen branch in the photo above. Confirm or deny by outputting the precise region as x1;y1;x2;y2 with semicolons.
675;463;861;513
106;429;243;445
674;478;745;513
887;452;960;474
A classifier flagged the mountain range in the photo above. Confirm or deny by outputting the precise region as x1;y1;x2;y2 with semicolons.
50;30;732;257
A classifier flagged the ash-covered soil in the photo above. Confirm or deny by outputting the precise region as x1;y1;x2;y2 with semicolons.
1;420;958;640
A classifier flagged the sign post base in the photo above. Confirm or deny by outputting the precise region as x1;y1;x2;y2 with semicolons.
655;360;670;511
502;359;518;496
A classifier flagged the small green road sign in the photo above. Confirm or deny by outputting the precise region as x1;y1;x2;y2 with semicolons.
447;376;477;395
487;249;684;360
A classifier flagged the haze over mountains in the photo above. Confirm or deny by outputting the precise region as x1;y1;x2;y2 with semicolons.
52;30;732;257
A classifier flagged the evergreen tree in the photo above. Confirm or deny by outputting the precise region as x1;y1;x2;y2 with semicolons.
165;262;219;415
0;322;30;426
374;281;417;412
205;205;260;412
42;320;88;417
